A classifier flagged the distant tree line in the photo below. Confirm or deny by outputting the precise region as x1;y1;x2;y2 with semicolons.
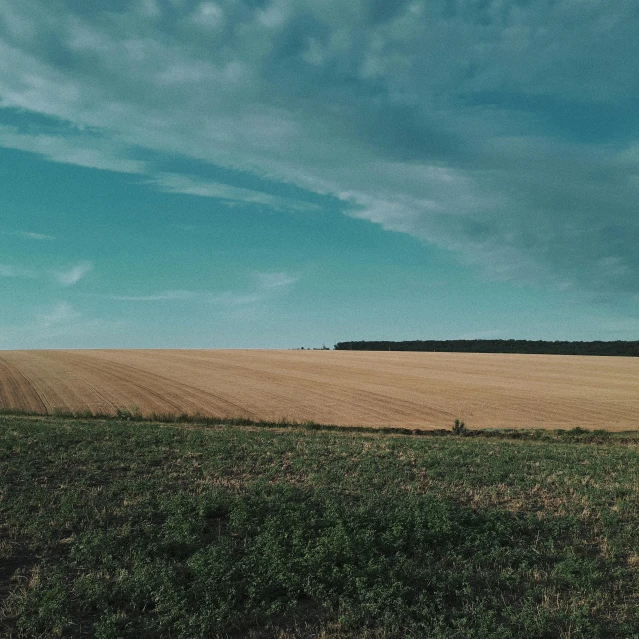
333;340;639;356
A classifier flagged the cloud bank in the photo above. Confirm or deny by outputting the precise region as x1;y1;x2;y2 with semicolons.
1;0;638;299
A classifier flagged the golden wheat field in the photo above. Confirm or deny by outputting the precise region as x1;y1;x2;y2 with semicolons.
0;349;637;430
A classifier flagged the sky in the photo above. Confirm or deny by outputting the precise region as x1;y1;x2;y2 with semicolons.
1;0;638;349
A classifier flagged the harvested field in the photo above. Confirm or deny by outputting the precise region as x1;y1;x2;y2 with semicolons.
0;349;637;430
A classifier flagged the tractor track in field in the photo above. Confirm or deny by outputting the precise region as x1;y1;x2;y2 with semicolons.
38;351;259;419
0;355;48;414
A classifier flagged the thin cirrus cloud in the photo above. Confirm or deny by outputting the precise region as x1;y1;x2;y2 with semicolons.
53;261;93;286
256;272;299;289
0;263;36;278
37;301;79;328
0;0;638;300
0;125;148;175
17;231;55;240
99;272;298;306
100;290;260;307
104;290;196;302
1;261;92;284
0;302;81;349
212;272;299;306
150;173;318;212
0;303;123;350
1;229;56;240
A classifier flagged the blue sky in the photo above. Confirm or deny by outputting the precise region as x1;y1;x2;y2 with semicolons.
1;0;638;348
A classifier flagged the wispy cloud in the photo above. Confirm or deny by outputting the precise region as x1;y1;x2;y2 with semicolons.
208;291;263;307
98;271;298;307
37;301;79;328
0;263;36;278
2;260;97;285
95;288;261;306
0;125;147;175
256;272;299;289
54;261;93;286
150;173;317;212
102;290;195;302
208;271;298;306
17;231;55;240
2;230;56;240
0;301;125;349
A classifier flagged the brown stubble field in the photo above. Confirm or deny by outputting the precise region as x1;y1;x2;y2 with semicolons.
0;349;637;430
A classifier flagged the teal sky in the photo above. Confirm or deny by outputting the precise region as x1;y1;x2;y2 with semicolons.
1;0;638;349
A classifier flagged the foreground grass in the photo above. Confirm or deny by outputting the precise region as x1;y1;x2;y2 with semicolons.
1;417;638;638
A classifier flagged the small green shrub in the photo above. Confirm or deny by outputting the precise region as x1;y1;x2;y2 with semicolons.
452;418;466;435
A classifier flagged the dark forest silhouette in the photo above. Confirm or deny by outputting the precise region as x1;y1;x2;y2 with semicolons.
334;340;639;356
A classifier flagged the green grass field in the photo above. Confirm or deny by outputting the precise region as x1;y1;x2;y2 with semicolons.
1;415;638;638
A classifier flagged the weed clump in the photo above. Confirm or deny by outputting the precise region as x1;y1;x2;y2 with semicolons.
452;418;467;436
115;405;142;421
